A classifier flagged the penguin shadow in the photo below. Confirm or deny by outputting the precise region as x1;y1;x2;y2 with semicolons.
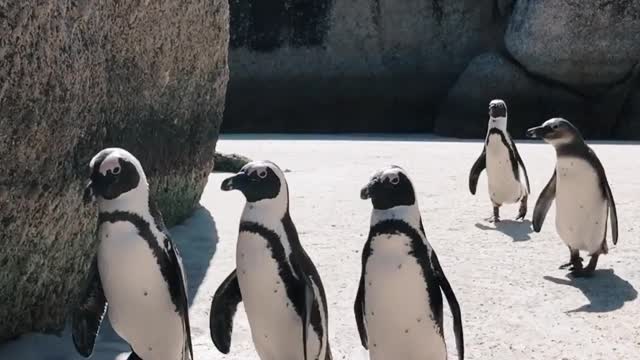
544;269;638;313
474;219;533;242
169;205;219;304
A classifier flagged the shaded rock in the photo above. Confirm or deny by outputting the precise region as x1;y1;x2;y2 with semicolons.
434;52;588;138
224;0;503;132
213;152;252;173
506;0;640;87
0;0;229;341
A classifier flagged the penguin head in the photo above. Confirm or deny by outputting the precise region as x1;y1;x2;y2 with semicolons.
84;148;147;205
360;165;416;210
526;118;583;146
221;161;287;204
488;99;508;131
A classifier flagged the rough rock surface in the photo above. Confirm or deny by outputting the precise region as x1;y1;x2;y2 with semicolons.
213;152;252;173
0;0;229;341
505;0;640;87
435;53;586;138
224;0;501;132
436;52;640;138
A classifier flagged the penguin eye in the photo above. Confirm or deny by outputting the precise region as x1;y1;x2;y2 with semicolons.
257;170;267;179
390;176;400;185
112;167;121;175
552;125;559;130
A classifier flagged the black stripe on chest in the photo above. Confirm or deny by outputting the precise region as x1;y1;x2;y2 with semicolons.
239;221;306;318
98;210;181;313
486;128;519;181
365;219;444;334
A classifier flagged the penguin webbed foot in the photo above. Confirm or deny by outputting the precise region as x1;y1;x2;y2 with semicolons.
569;255;599;278
516;196;527;220
559;258;583;270
487;206;500;223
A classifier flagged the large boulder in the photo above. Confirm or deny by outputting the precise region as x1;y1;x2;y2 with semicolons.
0;0;229;341
506;0;640;87
224;0;502;132
435;52;587;138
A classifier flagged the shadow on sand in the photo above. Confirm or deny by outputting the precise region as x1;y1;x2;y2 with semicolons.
475;219;534;242
544;269;638;313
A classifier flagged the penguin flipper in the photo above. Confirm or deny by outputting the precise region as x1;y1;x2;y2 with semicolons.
533;170;557;232
606;181;618;245
508;136;531;193
430;251;464;360
591;151;619;245
354;274;368;349
209;270;242;354
165;242;194;360
72;256;108;358
468;149;486;195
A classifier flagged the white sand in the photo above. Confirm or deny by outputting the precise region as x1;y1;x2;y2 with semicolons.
1;134;638;359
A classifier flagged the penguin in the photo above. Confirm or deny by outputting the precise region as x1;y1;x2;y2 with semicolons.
527;118;618;277
355;165;464;360
469;99;531;222
209;161;332;360
72;148;193;360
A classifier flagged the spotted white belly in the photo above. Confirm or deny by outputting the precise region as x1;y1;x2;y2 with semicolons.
98;221;184;360
237;230;314;360
486;134;524;205
364;233;446;360
555;157;608;254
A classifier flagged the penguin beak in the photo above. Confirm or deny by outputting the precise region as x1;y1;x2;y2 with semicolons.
221;173;248;191
526;125;551;139
83;181;95;205
360;184;371;200
361;179;379;200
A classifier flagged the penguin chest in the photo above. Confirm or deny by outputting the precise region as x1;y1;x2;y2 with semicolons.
486;135;523;204
555;157;608;254
97;222;184;359
236;230;303;359
364;233;446;360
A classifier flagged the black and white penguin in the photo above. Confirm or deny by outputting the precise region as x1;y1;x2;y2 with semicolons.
209;160;332;360
72;148;193;360
355;166;464;360
469;99;531;222
527;118;619;277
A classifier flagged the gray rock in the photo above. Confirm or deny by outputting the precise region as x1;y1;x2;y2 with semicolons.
0;0;229;341
213;152;252;173
434;52;588;138
506;0;640;87
224;0;502;132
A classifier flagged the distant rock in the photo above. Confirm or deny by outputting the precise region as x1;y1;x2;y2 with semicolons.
214;152;252;173
506;0;640;87
434;52;587;138
0;0;229;341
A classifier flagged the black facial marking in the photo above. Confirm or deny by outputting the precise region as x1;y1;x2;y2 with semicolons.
366;172;416;210
239;168;281;202
489;101;507;118
363;219;444;336
90;156;140;200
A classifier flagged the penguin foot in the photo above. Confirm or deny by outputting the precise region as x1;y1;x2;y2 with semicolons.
559;258;583;270
487;216;500;223
515;213;526;221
